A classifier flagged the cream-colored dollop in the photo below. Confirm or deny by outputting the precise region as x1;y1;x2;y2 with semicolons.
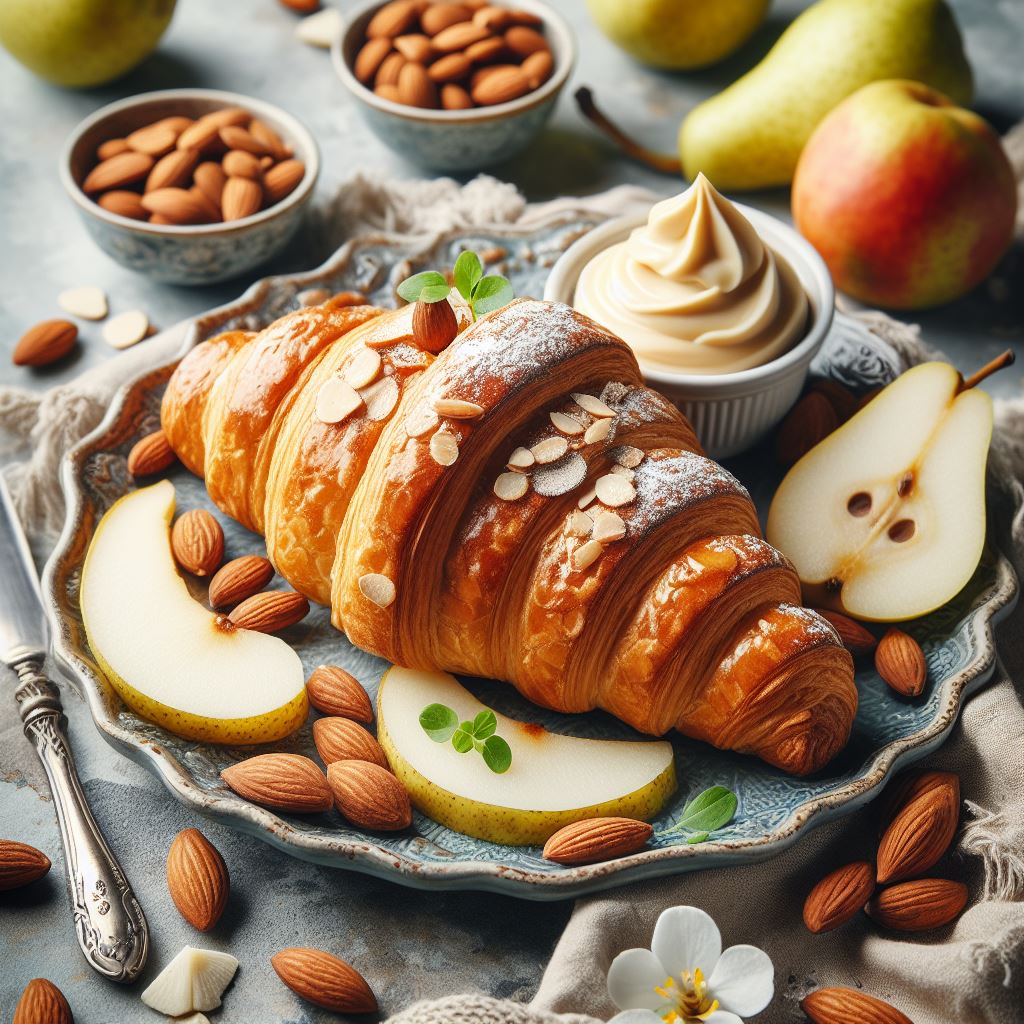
574;174;809;375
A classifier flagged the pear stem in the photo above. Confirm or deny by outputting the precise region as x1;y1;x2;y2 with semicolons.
960;349;1015;391
574;87;683;176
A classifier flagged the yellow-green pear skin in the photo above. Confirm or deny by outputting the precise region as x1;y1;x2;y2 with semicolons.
586;0;769;71
680;0;974;189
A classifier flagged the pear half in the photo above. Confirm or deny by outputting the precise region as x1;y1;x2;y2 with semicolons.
377;667;676;845
81;480;307;743
767;362;992;621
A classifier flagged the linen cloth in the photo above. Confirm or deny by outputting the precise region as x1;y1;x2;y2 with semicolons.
2;127;1022;1023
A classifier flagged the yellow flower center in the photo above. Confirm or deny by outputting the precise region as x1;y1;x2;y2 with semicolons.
654;968;720;1023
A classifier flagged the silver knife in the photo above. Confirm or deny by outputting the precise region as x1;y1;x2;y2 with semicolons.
0;473;148;983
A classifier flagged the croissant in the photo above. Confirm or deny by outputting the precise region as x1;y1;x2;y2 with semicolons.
161;296;857;775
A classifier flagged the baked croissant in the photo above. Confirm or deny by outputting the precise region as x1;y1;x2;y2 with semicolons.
162;296;857;775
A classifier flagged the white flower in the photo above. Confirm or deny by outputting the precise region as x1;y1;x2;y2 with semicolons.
606;906;773;1024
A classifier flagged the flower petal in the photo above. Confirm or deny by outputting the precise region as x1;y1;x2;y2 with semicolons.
608;1012;664;1024
651;905;722;978
708;944;774;1016
704;1011;743;1024
607;947;668;1011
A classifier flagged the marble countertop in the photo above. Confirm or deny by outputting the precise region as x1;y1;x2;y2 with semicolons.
1;1;1022;1021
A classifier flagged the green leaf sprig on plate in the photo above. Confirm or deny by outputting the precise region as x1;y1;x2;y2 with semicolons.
396;250;514;322
419;702;513;774
660;785;738;845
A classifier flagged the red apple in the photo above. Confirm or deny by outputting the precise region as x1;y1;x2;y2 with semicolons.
792;80;1016;310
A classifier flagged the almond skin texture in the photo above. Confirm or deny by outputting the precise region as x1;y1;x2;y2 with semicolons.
543;817;653;865
366;0;418;38
12;979;73;1024
471;64;530;105
876;628;927;697
774;390;838;466
227;590;309;633
412;298;458;353
141;187;215;225
306;665;373;722
221;176;263;221
802;988;911;1024
0;840;52;891
327;760;412;831
271;947;378;1014
877;784;959;884
126;122;178;156
313;718;389;769
127;429;177;477
814;609;876;656
879;770;960;829
208;555;275;609
867;878;968;931
355;37;394;82
397;61;438;108
166;828;229;932
82;150;154;193
171;508;224;577
13;320;77;367
803;860;875;933
221;753;332;813
263;159;305;204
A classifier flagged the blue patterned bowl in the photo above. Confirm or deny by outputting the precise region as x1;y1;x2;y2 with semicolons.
332;0;575;171
60;89;319;286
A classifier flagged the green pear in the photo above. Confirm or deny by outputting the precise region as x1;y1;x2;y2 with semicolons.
680;0;973;189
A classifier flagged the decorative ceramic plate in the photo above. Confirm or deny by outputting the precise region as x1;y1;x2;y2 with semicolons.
44;213;1019;900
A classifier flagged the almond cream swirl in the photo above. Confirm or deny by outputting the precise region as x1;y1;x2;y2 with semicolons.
574;174;809;375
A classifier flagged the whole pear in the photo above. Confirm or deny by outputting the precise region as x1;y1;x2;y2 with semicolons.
0;0;176;88
679;0;973;190
586;0;769;70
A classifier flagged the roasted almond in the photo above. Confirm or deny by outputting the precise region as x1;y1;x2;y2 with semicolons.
441;83;474;109
376;83;402;102
0;840;52;891
803;860;875;933
227;590;309;633
431;20;490;51
394;32;435;63
879;770;959;829
141;187;216;225
151;114;195;137
866;877;968;931
12;979;73;1024
876;783;959;883
145;147;200;192
200;106;252;130
97;190;147;220
208;555;275;609
428;52;472;81
543;817;653;865
875;628;927;697
473;5;513;30
375;51;407;86
189;185;223;223
171;508;224;577
249;118;288;159
126;121;178;156
263;159;305;205
327;760;412;830
127;429;177;477
313;717;389;769
801;988;911;1024
271;947;378;1014
464;35;506;62
166;827;229;932
218;124;272;156
521;48;553;87
82;150;154;193
471;64;530;105
221;176;263;221
504;24;547;57
412;297;458;352
397;61;439;107
421;2;472;35
13;319;77;367
366;0;418;38
306;666;374;722
814;609;876;656
222;149;263;179
221;753;333;813
355;36;394;83
97;137;130;160
193;161;227;211
176;116;224;154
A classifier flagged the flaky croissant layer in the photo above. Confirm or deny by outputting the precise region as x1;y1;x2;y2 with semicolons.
162;296;856;775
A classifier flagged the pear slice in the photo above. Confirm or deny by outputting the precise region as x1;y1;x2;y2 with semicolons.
81;480;307;743
141;946;239;1015
767;362;994;621
377;667;676;845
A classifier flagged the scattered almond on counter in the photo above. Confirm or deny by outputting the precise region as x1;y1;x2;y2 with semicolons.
876;778;959;883
878;769;959;829
208;555;275;609
271;947;378;1014
543;817;653;865
12;978;73;1024
866;877;968;932
327;759;412;831
802;860;875;933
102;309;150;350
875;628;927;697
57;285;108;320
801;987;911;1024
306;665;374;722
171;509;225;577
166;828;230;932
0;839;52;891
221;753;333;813
227;589;310;633
12;319;78;367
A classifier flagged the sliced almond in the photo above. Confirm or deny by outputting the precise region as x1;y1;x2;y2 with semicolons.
316;377;362;424
531;436;568;464
596;473;636;508
573;539;603;571
358;573;396;608
58;285;107;320
493;472;528;501
567;510;593;536
610;464;635;479
405;405;440;438
549;411;585;435
344;348;382;389
361;375;400;421
507;446;535;471
583;417;612;444
572;392;615;418
577;485;597;510
295;7;345;48
591;510;626;543
434;398;484;419
430;429;459;466
616;446;644;469
102;310;149;349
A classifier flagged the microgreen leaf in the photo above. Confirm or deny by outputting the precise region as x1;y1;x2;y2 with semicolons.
454;251;483;301
471;275;515;317
397;270;448;303
686;832;710;845
419;703;458;743
677;786;737;833
419;283;452;303
452;728;474;754
481;735;512;774
472;709;497;740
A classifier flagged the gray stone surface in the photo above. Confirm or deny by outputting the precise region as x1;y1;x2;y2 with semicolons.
1;1;1022;1021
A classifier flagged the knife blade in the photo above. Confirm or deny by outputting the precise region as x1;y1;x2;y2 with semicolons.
0;473;149;983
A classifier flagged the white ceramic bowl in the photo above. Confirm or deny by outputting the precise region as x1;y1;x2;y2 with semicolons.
544;208;835;459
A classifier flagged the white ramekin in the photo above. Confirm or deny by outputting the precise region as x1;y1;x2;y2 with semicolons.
544;208;835;459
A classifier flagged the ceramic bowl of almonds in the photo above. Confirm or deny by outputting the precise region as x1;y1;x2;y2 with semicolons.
61;88;319;285
333;0;575;170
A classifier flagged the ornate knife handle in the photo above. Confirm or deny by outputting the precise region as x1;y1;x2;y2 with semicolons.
12;653;149;984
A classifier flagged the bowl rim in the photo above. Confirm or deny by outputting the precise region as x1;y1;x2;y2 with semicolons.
60;87;320;237
332;0;576;124
544;206;836;394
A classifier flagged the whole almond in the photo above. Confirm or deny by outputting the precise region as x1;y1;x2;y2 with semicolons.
366;0;418;38
151;115;195;137
141;187;216;225
441;83;474;110
126;122;177;157
432;20;490;51
221;753;333;813
327;760;412;830
428;52;472;82
879;770;959;829
271;947;377;1014
421;2;472;35
814;609;876;656
0;840;52;891
193;162;227;210
412;298;458;353
249;118;288;159
774;390;838;466
145;147;200;192
82;151;154;193
171;509;224;576
13;320;77;367
803;861;875;933
219;125;272;156
375;51;406;86
263;159;305;205
471;64;530;105
397;62;439;108
97;137;130;160
176;116;224;153
473;5;513;30
221;176;263;221
166;827;229;932
394;33;434;63
201;106;252;130
208;555;275;609
127;429;177;477
313;718;389;769
189;185;223;223
376;83;402;102
811;377;860;421
521;48;553;87
98;190;148;220
228;590;309;633
866;878;968;931
355;37;393;83
543;817;653;865
279;0;321;11
504;24;547;57
222;149;262;179
876;628;927;697
877;784;959;884
306;666;373;722
464;35;506;62
12;979;73;1024
801;988;911;1024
